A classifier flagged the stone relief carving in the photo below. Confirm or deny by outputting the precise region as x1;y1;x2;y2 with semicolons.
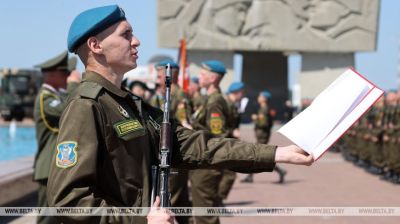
158;0;379;52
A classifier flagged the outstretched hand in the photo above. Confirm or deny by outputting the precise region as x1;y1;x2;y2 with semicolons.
275;145;314;166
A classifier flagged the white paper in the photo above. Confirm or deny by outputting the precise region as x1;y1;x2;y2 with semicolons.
278;69;384;160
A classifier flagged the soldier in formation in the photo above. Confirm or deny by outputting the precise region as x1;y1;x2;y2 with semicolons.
241;91;287;184
340;90;400;184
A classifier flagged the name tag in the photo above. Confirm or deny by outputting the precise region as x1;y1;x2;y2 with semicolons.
113;119;144;137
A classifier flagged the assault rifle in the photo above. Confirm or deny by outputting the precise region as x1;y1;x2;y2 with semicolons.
151;63;172;207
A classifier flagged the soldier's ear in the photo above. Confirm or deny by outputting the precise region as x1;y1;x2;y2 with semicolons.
87;37;103;54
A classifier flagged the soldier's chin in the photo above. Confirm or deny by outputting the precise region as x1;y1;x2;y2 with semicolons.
121;64;137;75
199;83;208;89
128;62;138;70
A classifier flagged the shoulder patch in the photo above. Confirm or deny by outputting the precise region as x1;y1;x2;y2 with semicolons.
176;106;187;122
56;141;78;168
79;82;103;99
49;99;61;107
210;116;223;135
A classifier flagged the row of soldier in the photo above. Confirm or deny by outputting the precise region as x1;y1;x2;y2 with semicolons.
339;90;400;184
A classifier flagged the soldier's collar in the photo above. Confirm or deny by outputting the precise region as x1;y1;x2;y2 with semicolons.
171;83;178;93
42;83;58;93
208;88;221;97
84;71;129;98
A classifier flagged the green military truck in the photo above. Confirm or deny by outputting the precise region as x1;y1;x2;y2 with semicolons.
0;68;42;121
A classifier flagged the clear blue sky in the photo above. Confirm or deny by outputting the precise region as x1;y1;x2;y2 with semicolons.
0;0;399;91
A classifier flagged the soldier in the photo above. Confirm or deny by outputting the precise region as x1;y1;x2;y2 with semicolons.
354;108;371;169
225;82;244;138
47;5;313;224
188;76;203;111
350;120;362;163
189;60;235;224
189;76;206;123
392;91;400;183
283;100;295;124
217;82;245;204
33;51;81;224
150;59;192;224
382;91;400;183
150;60;192;127
241;91;287;183
340;128;352;161
366;97;385;175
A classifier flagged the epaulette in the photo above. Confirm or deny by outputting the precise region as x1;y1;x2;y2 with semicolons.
79;81;103;99
41;89;53;96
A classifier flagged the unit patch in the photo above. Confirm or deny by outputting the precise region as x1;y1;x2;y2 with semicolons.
210;116;223;135
49;99;61;107
56;141;78;168
176;106;187;123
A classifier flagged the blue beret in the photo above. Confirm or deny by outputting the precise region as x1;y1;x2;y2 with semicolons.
155;59;179;69
201;60;226;75
191;76;199;84
67;5;126;52
228;82;245;93
261;91;272;99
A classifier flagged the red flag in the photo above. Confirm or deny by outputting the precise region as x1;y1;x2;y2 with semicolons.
178;38;190;93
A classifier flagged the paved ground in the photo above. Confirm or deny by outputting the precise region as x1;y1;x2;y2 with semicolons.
220;124;400;224
4;124;400;223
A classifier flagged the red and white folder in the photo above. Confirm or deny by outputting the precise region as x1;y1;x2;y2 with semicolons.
278;68;384;160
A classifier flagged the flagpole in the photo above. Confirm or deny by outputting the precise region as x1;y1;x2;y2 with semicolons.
178;36;190;93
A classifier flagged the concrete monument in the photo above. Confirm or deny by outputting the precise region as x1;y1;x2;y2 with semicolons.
157;0;380;119
158;0;379;52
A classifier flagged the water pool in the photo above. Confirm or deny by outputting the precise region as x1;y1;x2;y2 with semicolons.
0;126;37;162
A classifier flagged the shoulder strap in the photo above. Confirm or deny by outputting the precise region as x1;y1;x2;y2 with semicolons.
79;81;103;99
